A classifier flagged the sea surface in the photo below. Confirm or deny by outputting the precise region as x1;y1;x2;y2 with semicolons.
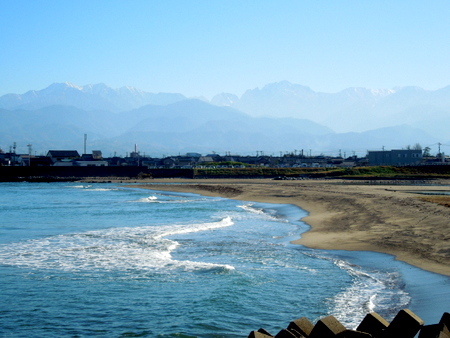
0;182;449;337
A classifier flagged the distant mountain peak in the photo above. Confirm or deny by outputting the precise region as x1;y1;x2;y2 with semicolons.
0;82;186;112
369;88;396;96
259;80;314;93
210;93;239;107
42;82;83;92
119;85;143;94
338;87;396;99
64;81;83;89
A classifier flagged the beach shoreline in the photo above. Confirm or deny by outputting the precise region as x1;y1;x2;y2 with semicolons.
127;178;450;276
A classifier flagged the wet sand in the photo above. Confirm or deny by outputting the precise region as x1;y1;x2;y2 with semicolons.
130;178;450;276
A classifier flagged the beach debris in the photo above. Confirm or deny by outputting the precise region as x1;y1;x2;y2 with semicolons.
247;310;450;338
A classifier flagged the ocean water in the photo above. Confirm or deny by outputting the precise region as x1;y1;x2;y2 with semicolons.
0;182;448;337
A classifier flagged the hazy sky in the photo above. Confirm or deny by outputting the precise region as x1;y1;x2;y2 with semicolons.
1;0;449;98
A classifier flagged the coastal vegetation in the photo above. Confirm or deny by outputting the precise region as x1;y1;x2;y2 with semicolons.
192;165;450;180
0;165;449;183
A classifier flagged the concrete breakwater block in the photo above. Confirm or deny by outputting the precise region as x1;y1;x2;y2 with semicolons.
382;308;424;337
418;312;450;338
338;330;373;337
309;315;346;337
247;309;450;338
274;328;298;337
440;313;450;329
356;312;389;337
286;317;314;337
418;323;450;338
248;329;274;338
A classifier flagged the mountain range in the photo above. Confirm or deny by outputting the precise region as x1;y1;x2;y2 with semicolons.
212;81;450;138
0;82;448;157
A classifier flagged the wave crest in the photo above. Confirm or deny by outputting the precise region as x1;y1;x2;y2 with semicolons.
0;217;235;274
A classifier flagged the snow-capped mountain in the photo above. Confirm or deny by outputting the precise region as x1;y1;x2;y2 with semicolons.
210;93;239;107
0;81;448;156
211;81;450;141
0;82;186;112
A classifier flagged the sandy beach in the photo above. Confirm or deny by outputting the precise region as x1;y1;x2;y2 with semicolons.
130;178;450;276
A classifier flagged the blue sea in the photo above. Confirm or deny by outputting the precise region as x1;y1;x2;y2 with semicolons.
0;182;449;337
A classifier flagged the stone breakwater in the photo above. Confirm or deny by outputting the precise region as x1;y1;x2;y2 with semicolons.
248;309;450;338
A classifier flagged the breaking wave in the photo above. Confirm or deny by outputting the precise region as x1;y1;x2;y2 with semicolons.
0;217;235;273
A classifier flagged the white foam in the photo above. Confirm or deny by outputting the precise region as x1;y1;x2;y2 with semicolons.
130;195;205;204
153;216;234;239
238;203;279;221
0;217;235;273
238;203;265;215
329;258;411;328
134;196;158;203
67;185;117;192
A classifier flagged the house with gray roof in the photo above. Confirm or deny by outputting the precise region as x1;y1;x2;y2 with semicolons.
46;150;80;166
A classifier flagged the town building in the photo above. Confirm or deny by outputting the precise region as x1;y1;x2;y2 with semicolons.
46;150;80;166
367;149;422;166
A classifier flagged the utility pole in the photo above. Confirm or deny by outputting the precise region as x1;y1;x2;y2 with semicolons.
27;144;32;166
135;144;140;166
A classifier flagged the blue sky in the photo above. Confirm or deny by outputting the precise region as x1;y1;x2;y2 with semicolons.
1;0;449;98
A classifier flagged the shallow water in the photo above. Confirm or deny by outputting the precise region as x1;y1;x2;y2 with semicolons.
0;182;448;337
